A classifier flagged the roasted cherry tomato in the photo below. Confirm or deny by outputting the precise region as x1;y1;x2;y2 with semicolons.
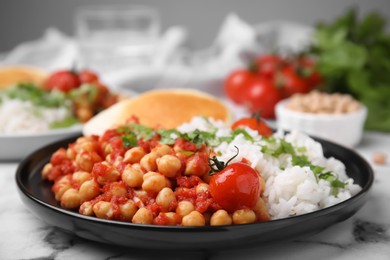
231;115;273;137
224;69;254;104
44;70;80;92
209;161;261;213
242;77;282;119
79;69;99;84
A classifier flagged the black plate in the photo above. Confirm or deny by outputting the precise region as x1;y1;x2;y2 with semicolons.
15;134;374;250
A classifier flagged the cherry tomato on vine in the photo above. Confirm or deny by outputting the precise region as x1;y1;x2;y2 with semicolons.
255;54;284;79
44;70;80;92
209;162;261;213
243;77;282;119
298;56;322;87
224;69;254;104
231;115;273;137
279;66;312;98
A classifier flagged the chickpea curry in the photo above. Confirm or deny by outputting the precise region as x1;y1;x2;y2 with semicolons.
42;118;270;226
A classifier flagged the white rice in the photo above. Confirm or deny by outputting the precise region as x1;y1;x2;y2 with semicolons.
178;116;362;220
0;98;72;134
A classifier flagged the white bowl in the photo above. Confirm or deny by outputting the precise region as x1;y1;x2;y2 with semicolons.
275;99;367;148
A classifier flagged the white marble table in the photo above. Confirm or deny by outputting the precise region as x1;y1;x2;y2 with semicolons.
1;132;389;260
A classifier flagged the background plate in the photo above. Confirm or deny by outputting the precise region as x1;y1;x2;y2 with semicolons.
15;135;374;250
0;125;82;161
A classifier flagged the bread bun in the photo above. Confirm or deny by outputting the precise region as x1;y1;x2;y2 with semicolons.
0;65;48;89
83;88;230;136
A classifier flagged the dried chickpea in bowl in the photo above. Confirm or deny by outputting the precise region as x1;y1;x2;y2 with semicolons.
276;91;367;147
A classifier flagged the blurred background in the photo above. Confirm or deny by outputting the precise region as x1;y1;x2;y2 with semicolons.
1;0;389;53
1;0;390;133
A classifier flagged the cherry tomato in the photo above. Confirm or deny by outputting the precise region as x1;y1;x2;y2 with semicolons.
243;77;282;119
231;116;273;137
209;162;261;213
298;56;322;87
279;66;312;98
79;69;99;84
224;69;254;104
255;54;284;79
44;70;80;92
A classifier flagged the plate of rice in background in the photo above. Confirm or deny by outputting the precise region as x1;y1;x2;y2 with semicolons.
15;115;374;250
0;66;122;161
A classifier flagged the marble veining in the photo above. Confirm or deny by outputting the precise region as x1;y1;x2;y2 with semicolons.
1;132;390;260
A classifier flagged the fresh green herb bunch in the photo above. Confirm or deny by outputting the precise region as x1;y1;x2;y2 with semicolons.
309;8;390;131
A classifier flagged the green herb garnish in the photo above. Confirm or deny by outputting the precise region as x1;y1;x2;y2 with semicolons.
50;116;80;129
262;138;347;195
309;8;390;132
1;83;69;108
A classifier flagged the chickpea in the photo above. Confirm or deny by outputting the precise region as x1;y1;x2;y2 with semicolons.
66;148;77;160
196;183;209;194
140;152;159;172
124;147;146;164
133;189;149;204
107;182;127;197
184;153;209;177
93;201;114;219
94;161;121;185
76;151;102;172
119;200;138;221
152;144;173;156
156;187;176;211
54;184;72;201
41;163;52;180
372;152;387;165
232;209;256;224
132;207;153;224
76;136;96;145
79;141;98;153
210;210;233;226
176;201;195;217
181;211;205;226
79;201;94;216
60;188;81;209
72;171;91;186
112;155;124;169
79;179;100;202
104;143;113;156
157;155;182;178
142;172;168;193
122;164;144;188
53;176;72;201
154;212;181;226
253;198;270;222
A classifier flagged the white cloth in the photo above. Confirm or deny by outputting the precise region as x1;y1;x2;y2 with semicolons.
0;14;312;97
